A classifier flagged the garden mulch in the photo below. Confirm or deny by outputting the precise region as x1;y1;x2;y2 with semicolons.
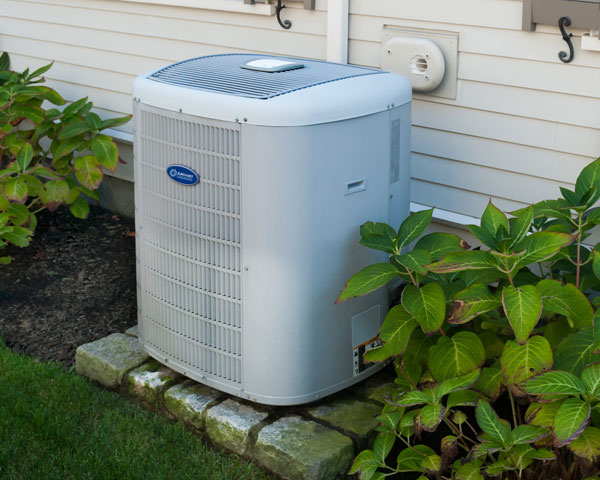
0;206;137;367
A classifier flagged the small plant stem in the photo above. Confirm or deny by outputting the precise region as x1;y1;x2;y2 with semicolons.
463;419;480;438
407;270;418;286
509;390;518;427
576;214;583;289
442;417;476;446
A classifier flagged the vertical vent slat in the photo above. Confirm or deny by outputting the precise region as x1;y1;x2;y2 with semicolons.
139;105;242;385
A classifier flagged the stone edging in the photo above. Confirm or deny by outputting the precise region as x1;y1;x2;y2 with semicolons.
75;330;397;480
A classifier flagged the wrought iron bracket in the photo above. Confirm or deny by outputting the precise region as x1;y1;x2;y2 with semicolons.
558;16;575;63
276;0;292;30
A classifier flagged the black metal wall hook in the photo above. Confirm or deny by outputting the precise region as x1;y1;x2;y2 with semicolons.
276;0;291;29
558;16;574;63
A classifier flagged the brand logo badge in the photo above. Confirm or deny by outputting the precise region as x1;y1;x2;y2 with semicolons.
166;165;199;186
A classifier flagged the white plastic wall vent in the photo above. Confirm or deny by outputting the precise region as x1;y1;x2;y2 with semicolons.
133;54;412;405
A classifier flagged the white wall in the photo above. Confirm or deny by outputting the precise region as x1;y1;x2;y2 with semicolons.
350;0;600;220
1;0;598;222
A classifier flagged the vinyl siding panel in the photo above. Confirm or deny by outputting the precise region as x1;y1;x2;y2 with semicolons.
0;0;327;179
350;0;600;220
1;0;598;222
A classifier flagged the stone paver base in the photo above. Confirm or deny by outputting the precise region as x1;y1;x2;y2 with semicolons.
75;327;396;480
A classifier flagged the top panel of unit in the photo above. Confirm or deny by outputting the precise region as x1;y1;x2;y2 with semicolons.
149;54;382;100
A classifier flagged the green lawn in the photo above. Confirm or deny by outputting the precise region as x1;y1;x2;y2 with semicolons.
0;341;272;480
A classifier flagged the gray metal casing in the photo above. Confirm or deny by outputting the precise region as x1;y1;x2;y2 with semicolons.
133;55;411;405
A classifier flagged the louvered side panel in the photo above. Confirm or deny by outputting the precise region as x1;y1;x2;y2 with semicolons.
136;104;242;386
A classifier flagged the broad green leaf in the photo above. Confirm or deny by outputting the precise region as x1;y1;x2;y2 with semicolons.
59;119;90;140
63;97;89;117
3;226;31;247
460;268;502;287
514;232;574;269
413;232;468;261
446;389;479;409
473;367;503;401
396;445;435;472
7;204;29;225
544;318;574;350
348;449;380;478
501;337;553;396
568;426;600;461
434;370;480;401
74;155;103;190
510;425;550;445
484;459;509;476
576;158;600;204
420;454;442;473
395;249;431;275
467;224;498;249
402;283;445;334
481;200;508;238
429;331;485;382
22;175;42;197
508;445;534;473
427;250;498;274
454;460;484;480
397;209;433;249
448;283;501;324
479;331;505;360
69;197;90;219
366;305;417;362
561;186;581;206
396;390;432;407
28;61;53;80
523;370;586;396
53;137;83;160
99;114;132;130
85;111;103;130
4;178;27;203
419;404;444;432
525;401;564;428
508;206;533;248
336;263;399;303
553;397;590;447
16;142;33;172
525;199;571;219
0;52;9;70
91;134;118;173
475;400;511;448
0;256;12;265
502;285;542;344
40;180;69;210
554;327;600;376
0;193;8;211
537;279;593;328
376;411;402;432
12;104;45;124
372;432;395;463
582;363;600;397
360;221;397;253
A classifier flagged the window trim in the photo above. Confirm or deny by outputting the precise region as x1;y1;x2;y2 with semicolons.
120;0;275;15
523;0;600;32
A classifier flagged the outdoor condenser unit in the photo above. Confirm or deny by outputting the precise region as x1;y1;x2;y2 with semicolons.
133;54;411;406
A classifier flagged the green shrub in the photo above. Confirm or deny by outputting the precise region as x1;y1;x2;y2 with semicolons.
339;158;600;479
0;52;130;264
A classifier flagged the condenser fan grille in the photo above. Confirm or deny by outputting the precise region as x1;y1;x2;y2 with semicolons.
149;53;381;99
137;105;242;385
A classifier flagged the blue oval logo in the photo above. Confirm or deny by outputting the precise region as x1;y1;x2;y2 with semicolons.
166;165;199;186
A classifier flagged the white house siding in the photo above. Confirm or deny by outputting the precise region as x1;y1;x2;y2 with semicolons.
0;0;327;180
1;0;599;221
350;0;600;221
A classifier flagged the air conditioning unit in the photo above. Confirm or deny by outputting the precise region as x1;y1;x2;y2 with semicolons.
133;54;411;406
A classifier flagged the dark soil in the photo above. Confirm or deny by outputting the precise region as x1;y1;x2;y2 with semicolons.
0;206;137;367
